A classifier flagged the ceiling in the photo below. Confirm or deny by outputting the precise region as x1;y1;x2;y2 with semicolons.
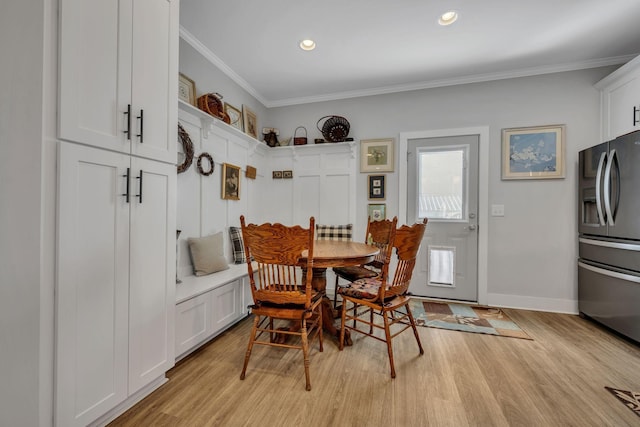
180;0;640;108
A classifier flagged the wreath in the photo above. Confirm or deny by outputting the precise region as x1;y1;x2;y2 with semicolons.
177;123;194;174
197;152;215;176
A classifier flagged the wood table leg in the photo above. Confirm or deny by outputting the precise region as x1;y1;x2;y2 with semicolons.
308;267;352;346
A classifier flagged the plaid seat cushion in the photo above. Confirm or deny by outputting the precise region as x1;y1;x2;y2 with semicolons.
316;224;353;241
337;277;384;300
229;226;248;264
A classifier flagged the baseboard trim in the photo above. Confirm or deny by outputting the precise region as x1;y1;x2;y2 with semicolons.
89;376;168;427
487;293;578;314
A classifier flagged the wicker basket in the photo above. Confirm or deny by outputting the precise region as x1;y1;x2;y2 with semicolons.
317;115;350;142
197;93;230;124
293;126;307;145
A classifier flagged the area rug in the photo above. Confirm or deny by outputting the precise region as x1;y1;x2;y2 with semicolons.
605;387;640;418
409;299;532;340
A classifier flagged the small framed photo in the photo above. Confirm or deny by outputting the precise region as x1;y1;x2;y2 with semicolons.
283;170;293;179
502;125;565;180
224;103;243;132
361;138;394;172
242;105;258;139
367;203;386;221
178;73;196;106
368;175;385;200
272;171;283;179
222;163;241;200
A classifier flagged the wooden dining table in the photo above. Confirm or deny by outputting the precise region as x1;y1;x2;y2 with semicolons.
301;240;380;344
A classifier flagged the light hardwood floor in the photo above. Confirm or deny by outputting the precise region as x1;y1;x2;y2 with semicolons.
109;307;640;427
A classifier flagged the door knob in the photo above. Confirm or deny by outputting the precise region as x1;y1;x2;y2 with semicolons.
468;224;477;231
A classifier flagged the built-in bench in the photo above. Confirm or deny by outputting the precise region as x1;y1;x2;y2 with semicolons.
174;262;257;361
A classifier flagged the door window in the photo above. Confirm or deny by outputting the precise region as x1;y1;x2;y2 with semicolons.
418;148;466;220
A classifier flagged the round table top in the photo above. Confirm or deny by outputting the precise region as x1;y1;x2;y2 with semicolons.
302;240;379;268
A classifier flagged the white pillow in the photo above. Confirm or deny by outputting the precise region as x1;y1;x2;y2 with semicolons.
187;232;229;276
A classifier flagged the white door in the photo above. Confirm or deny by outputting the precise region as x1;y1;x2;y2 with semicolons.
58;0;132;152
407;135;479;301
56;142;130;427
130;0;178;163
128;157;176;393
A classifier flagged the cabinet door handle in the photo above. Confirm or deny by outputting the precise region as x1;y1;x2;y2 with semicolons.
634;106;639;126
123;104;131;140
136;169;143;203
121;167;130;203
137;109;144;143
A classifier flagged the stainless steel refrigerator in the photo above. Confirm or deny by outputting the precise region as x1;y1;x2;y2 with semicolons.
578;130;640;343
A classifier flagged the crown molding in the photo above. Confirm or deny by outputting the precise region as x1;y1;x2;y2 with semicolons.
179;26;269;108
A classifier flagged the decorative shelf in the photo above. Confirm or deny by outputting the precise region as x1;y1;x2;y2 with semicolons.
178;100;357;158
178;100;259;145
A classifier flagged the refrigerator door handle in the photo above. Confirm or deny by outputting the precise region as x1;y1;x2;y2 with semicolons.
595;151;607;226
604;149;616;226
578;260;640;284
579;237;640;252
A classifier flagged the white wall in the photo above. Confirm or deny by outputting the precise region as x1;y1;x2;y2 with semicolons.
0;1;56;426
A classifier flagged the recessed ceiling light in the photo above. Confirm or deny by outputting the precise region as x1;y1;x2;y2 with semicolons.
299;39;316;51
438;10;458;26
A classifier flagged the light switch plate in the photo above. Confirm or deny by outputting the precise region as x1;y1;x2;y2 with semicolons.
491;204;505;217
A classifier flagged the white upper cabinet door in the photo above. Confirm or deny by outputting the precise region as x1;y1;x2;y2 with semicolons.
597;56;640;140
59;0;178;163
130;0;178;162
128;156;176;393
56;142;130;427
607;75;640;139
59;0;132;153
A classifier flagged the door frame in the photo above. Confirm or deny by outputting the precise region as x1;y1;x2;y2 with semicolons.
399;126;489;305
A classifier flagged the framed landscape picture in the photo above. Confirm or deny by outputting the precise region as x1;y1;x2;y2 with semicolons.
361;138;394;172
501;125;565;180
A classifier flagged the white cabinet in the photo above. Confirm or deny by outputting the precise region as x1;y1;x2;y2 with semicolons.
174;274;248;360
56;142;176;427
596;55;640;140
58;0;178;163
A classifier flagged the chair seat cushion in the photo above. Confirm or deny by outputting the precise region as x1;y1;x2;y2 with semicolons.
337;277;386;300
333;265;378;281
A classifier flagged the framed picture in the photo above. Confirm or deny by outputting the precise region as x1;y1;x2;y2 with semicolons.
245;165;257;179
502;125;565;180
368;175;385;200
224;103;243;131
367;203;386;221
178;73;196;106
361;138;394;172
242;105;258;139
222;163;241;200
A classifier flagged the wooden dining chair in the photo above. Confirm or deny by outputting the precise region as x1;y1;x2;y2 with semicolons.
332;216;398;308
338;218;428;378
239;215;323;391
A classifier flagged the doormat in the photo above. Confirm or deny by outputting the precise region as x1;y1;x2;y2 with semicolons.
409;300;532;340
605;387;640;418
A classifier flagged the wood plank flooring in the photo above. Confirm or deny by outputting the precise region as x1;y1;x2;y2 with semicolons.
109;307;640;427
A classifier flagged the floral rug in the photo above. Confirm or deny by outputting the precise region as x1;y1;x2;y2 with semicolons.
409;300;532;340
605;387;640;418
